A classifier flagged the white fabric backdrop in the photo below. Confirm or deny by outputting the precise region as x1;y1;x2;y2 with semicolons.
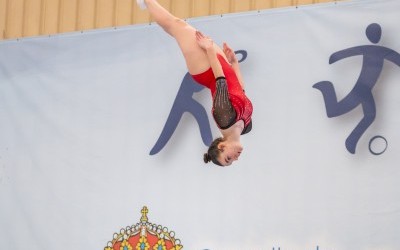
1;0;400;249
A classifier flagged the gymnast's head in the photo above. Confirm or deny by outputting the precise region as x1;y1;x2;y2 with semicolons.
203;137;243;167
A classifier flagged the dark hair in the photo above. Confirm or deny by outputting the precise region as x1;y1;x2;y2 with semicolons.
203;137;225;166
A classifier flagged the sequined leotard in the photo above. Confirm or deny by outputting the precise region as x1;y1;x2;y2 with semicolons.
191;54;253;134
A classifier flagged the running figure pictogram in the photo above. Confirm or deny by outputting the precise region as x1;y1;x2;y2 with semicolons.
313;23;400;154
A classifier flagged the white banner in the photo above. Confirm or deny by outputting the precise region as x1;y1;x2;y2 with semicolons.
1;0;400;249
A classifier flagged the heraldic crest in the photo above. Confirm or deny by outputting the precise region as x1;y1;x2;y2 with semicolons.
104;206;183;250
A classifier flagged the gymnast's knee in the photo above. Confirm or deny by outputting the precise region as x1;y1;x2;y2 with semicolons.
166;17;190;33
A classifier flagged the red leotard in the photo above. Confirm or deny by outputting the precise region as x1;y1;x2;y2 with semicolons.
191;54;253;133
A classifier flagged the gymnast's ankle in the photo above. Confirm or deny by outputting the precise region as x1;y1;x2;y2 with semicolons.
136;0;147;10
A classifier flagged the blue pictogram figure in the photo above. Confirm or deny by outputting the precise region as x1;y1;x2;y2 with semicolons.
313;23;400;154
150;50;247;155
149;73;212;155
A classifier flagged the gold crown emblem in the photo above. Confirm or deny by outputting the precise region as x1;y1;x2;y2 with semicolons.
104;206;183;250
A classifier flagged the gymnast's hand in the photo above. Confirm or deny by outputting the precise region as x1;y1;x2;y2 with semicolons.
196;31;214;50
223;42;238;65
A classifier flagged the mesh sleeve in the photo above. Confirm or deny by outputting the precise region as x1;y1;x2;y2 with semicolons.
212;77;237;129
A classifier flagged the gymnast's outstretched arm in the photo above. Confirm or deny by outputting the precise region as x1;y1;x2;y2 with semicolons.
223;43;245;90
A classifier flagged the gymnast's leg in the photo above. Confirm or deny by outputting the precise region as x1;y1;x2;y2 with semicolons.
138;0;220;74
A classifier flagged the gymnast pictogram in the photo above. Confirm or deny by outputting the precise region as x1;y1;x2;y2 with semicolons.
137;0;253;166
149;73;213;156
313;23;400;154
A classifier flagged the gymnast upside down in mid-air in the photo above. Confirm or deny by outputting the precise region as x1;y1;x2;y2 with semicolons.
136;0;253;167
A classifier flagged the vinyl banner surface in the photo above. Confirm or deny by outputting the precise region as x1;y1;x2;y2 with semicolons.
1;0;400;249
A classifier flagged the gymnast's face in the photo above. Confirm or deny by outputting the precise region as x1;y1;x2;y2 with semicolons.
217;142;243;166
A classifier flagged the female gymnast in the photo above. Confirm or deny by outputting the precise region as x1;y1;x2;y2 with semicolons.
136;0;253;166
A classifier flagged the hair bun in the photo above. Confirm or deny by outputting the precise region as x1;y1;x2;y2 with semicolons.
203;153;211;163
